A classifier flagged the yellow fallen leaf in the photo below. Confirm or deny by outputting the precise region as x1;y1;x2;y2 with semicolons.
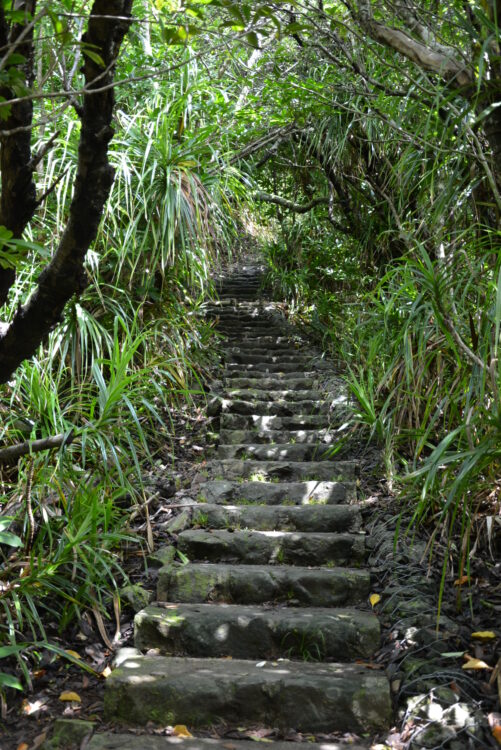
462;658;492;670
173;725;193;738
370;593;381;607
65;650;82;660
101;666;112;678
493;726;501;745
58;691;82;702
471;631;496;641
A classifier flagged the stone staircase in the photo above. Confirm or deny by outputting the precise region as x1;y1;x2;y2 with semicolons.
95;265;391;749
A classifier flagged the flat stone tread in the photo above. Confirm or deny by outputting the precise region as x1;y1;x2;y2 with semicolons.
220;400;330;416
191;503;362;531
218;428;338;444
134;603;380;659
216;444;335;462
104;655;391;733
157;562;370;606
224;389;324;401
88;737;370;750
224;370;318;380
227;377;317;388
206;459;357;481
219;414;333;430
177;529;365;566
195;479;357;505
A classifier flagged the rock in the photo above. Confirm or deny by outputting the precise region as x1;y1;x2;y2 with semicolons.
43;719;95;749
120;584;153;612
166;510;191;533
410;722;456;748
148;545;176;568
104;654;391;733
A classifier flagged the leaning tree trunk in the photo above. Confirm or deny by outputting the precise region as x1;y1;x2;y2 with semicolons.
0;0;134;383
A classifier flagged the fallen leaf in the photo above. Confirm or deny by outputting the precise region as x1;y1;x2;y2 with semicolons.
59;691;82;702
454;575;470;586
100;666;112;679
16;743;29;750
471;631;496;641
65;649;82;660
493;726;501;745
462;658;492;670
173;725;193;738
369;593;381;607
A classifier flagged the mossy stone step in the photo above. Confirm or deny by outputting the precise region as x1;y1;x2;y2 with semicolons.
206;458;357;482
104;654;391;733
218;399;329;416
196;479;357;505
190;502;361;531
226;353;316;365
216;443;334;462
134;603;379;660
177;529;365;566
227;376;317;389
219;413;331;431
224;370;318;382
157;562;369;606
218;428;337;444
86;737;369;750
225;362;325;373
224;388;323;401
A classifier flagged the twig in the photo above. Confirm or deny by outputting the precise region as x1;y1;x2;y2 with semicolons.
0;430;75;463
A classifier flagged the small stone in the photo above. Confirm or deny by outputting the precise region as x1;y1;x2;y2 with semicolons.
166;510;191;533
44;718;95;749
148;545;176;568
120;584;153;612
434;686;460;706
410;722;455;748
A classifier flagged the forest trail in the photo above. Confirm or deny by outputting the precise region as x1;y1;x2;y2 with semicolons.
96;264;391;748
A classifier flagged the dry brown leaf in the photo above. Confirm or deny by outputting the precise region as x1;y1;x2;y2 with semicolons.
471;631;496;641
58;691;82;702
16;743;29;750
454;575;470;586
173;725;193;738
462;658;492;670
493;726;501;745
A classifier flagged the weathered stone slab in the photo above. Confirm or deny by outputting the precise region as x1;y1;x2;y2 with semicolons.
134;603;380;660
225;361;316;373
192;503;361;531
218;428;337;444
104;655;391;733
225;388;323;402
157;562;370;606
227;377;316;389
216;443;335;462
227;353;316;366
224;370;318;382
219;413;331;430
195;479;357;505
207;459;357;482
88;737;370;750
178;529;365;566
219;399;329;416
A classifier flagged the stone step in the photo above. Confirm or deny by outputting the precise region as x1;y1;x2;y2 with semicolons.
157;562;369;606
134;603;379;660
196;479;357;505
218;428;337;444
225;353;315;365
86;737;369;750
225;362;323;373
226;376;317;389
216;444;334;462
227;342;302;352
190;502;361;531
219;413;332;430
224;388;323;402
206;459;357;482
177;529;365;566
104;654;391;733
224;371;318;382
219;399;329;416
223;335;297;345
